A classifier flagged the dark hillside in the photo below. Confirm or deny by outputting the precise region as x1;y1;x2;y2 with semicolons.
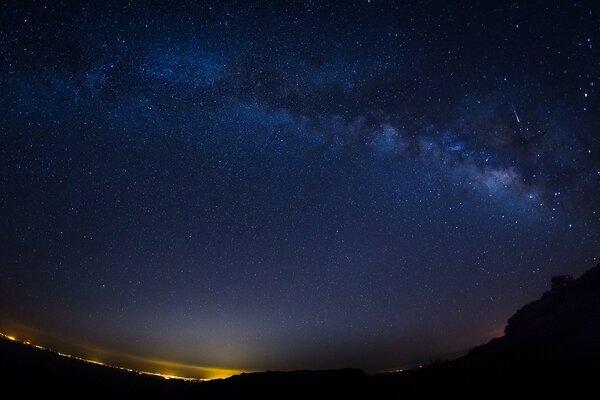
2;264;600;399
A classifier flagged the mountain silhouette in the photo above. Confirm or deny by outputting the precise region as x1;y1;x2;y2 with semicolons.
373;262;600;398
2;263;599;399
466;262;600;364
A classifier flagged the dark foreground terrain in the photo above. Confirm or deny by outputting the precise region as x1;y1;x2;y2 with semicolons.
2;263;600;399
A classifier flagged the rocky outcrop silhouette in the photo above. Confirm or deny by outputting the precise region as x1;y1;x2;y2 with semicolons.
377;263;600;398
502;264;600;357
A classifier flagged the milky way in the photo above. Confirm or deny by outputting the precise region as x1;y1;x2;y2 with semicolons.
1;1;599;376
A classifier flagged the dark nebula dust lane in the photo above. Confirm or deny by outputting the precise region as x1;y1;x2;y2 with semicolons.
0;1;599;376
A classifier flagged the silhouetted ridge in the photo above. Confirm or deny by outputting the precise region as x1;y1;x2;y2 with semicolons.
502;263;600;356
370;263;600;398
2;263;600;399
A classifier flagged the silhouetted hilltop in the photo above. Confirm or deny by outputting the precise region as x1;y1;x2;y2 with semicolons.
2;263;599;399
504;264;600;354
465;262;600;362
373;263;600;398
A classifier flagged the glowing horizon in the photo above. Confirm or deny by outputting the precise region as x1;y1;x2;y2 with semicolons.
0;332;245;381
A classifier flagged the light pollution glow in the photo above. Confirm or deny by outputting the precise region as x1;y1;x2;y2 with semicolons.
0;332;244;380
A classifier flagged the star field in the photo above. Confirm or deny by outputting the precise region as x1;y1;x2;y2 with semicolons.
0;1;599;375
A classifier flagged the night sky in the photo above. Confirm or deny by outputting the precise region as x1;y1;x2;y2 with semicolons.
1;0;599;379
